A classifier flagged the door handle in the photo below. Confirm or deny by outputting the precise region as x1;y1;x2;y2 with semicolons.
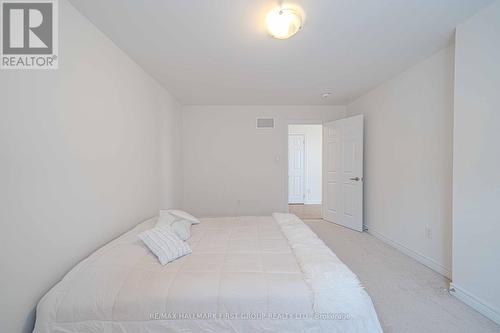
350;177;361;181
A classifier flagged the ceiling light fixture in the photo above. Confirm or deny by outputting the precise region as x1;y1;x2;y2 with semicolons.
266;5;304;39
322;92;331;99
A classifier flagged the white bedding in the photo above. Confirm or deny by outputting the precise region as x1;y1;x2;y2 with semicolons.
34;214;382;333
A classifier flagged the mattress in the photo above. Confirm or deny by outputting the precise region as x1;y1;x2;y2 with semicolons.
34;214;383;333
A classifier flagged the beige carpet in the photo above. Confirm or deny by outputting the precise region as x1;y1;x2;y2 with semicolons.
304;219;500;333
288;204;322;219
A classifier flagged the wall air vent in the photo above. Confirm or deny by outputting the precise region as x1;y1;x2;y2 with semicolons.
256;118;275;129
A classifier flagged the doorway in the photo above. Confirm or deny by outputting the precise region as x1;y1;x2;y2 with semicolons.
288;124;323;219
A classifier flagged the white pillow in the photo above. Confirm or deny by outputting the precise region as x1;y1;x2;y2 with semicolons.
156;210;192;240
159;209;178;217
155;211;176;228
138;225;191;265
170;219;192;241
168;210;200;224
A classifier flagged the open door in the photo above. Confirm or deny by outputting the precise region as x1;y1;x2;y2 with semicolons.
323;115;364;232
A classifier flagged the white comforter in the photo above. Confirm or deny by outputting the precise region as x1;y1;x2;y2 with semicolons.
34;214;383;333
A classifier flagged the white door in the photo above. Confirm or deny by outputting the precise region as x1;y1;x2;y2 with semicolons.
288;134;305;204
323;115;364;231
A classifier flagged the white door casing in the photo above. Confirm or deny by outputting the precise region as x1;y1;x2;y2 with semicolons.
323;115;364;231
288;134;305;204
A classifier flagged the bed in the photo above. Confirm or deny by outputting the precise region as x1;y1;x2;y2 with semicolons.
34;213;383;333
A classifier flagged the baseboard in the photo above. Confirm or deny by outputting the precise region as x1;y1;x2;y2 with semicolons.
450;283;500;325
366;227;451;279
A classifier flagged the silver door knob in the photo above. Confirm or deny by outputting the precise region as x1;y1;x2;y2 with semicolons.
350;177;360;181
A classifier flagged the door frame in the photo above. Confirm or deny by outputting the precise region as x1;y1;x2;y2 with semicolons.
288;134;306;204
285;120;325;213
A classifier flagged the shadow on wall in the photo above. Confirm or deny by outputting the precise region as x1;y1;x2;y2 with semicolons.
23;307;35;333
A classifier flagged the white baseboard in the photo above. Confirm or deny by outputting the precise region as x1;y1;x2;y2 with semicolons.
366;227;451;279
450;283;500;326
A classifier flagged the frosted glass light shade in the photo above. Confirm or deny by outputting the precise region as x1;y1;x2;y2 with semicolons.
266;7;303;39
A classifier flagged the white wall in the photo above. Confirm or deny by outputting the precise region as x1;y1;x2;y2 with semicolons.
0;1;182;333
288;124;322;204
451;0;500;324
347;46;455;277
182;105;345;217
159;96;183;209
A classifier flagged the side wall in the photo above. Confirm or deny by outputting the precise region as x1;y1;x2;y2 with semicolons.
451;0;500;324
0;1;182;333
182;105;345;217
347;46;455;277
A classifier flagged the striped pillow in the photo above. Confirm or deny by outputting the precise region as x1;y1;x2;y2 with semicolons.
138;225;191;265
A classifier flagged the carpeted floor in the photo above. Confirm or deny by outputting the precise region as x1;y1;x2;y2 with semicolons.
304;219;500;333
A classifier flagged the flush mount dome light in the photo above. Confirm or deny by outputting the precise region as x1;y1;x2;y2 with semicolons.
266;5;304;39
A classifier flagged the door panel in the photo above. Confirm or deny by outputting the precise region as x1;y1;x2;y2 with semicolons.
323;122;342;223
343;140;355;173
323;115;364;231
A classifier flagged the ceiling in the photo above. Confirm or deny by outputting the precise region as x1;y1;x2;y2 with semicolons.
69;0;493;105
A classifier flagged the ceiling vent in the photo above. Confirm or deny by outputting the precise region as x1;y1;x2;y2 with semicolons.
256;118;275;129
